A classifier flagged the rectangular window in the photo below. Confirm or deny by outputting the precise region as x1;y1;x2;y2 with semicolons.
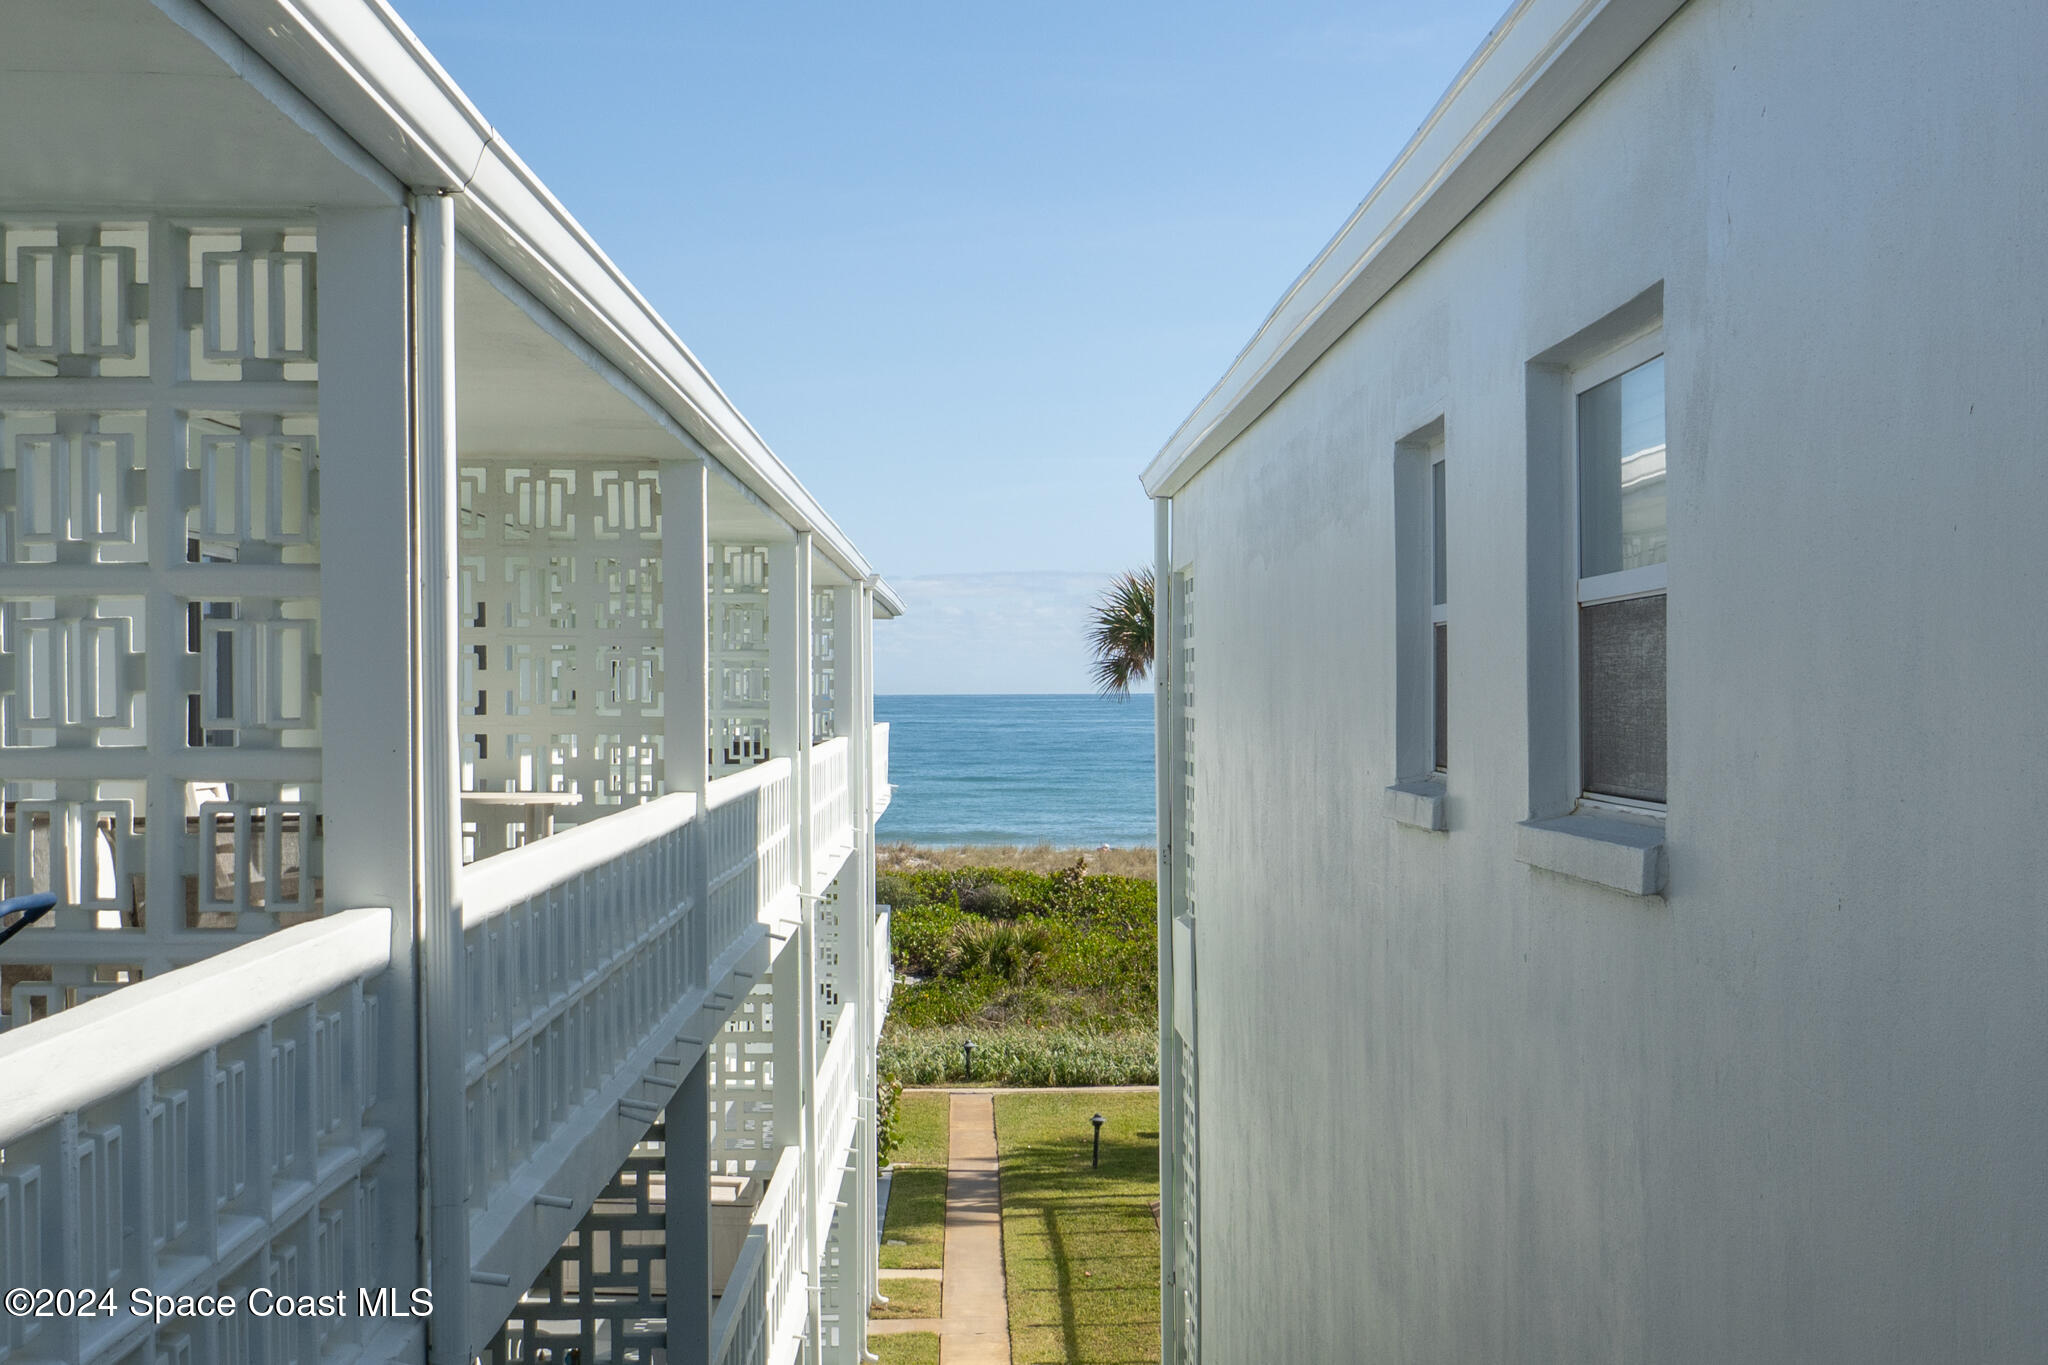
1573;344;1666;804
1431;451;1448;772
1387;419;1448;830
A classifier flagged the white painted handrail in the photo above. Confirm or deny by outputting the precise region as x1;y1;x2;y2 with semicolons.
462;790;698;929
873;909;893;1045
706;758;796;948
0;908;395;1364
0;907;391;1143
809;736;853;876
871;722;891;816
706;755;795;811
709;1142;808;1365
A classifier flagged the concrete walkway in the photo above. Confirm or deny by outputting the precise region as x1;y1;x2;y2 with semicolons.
870;1090;1011;1363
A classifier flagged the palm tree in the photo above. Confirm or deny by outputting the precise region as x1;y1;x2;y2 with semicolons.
1088;568;1155;695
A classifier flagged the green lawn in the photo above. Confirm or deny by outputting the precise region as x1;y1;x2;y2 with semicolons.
994;1091;1161;1365
869;1332;940;1365
880;1090;950;1271
880;1168;947;1269
871;1276;941;1319
894;1090;950;1167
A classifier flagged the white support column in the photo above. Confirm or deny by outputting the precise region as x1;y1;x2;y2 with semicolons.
662;458;712;986
1152;496;1180;1365
313;203;421;1323
667;1051;714;1360
412;190;470;1363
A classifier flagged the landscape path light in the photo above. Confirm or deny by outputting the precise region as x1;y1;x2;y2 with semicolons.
962;1038;976;1083
1091;1111;1105;1168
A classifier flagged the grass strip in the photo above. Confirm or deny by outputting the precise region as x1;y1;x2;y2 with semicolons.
893;1090;950;1168
868;1331;941;1364
994;1090;1162;1364
879;1166;947;1270
871;1276;942;1320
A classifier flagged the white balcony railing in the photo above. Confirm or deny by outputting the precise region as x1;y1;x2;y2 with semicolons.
0;909;394;1365
873;908;893;1045
706;759;797;948
710;1141;809;1365
871;722;892;818
809;736;853;876
460;791;704;1212
812;1004;862;1253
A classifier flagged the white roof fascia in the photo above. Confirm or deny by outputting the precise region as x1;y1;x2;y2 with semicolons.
193;0;895;602
1141;0;1688;499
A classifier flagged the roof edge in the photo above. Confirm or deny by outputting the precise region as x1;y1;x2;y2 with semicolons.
196;0;894;599
1141;0;1687;499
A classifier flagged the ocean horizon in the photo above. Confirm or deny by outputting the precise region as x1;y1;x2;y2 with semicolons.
875;693;1156;847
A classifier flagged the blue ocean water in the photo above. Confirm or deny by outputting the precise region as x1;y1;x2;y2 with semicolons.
874;694;1156;846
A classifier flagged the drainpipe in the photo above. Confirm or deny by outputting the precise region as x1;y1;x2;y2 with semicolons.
1151;496;1178;1365
790;531;822;1362
410;188;470;1362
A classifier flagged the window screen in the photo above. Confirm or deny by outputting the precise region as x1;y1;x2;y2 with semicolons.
1433;622;1448;772
1579;594;1665;802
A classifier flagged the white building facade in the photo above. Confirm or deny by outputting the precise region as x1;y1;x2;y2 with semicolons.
1145;0;2048;1361
0;3;899;1363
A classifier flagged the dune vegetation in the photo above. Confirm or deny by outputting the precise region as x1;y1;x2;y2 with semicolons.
878;856;1159;1088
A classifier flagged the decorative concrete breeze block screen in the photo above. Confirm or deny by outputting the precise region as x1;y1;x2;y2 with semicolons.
811;586;837;743
458;462;666;846
712;542;772;769
0;216;323;1029
709;978;779;1179
1178;572;1195;926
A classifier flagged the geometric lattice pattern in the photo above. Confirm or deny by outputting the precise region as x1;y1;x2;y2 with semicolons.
710;979;780;1179
459;461;666;858
0;215;322;1027
712;543;772;771
815;878;845;1043
1178;572;1194;927
491;1129;669;1365
811;586;837;744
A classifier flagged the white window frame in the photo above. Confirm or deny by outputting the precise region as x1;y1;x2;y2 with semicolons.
1428;441;1448;774
1566;328;1666;815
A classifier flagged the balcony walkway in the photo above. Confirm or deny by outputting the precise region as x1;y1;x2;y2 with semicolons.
0;727;893;1365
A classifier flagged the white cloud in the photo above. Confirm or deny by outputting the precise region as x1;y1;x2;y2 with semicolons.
875;571;1121;695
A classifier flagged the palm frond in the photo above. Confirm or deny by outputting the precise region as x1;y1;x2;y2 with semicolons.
1086;568;1155;696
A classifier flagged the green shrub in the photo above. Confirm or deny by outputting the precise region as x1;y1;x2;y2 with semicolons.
944;920;1052;983
956;879;1019;918
876;1074;904;1169
889;901;969;977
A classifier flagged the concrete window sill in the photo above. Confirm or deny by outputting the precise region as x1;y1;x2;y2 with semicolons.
1384;778;1447;832
1515;811;1666;896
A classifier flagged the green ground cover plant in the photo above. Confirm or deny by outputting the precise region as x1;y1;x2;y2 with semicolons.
994;1091;1162;1365
879;862;1159;1087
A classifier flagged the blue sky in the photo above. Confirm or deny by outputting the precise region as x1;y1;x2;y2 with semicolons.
394;0;1506;691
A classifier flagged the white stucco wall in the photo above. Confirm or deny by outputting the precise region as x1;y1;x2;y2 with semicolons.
1167;0;2048;1359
